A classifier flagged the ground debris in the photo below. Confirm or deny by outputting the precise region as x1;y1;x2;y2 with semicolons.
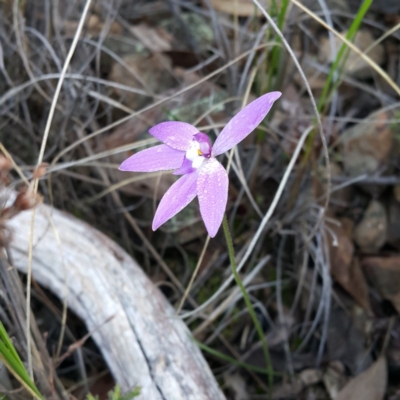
341;111;393;196
387;189;400;250
223;372;249;400
326;306;372;376
1;0;400;398
354;200;388;253
272;368;323;399
336;357;387;400
328;217;371;311
109;53;177;110
362;256;400;313
130;23;173;53
319;30;385;78
208;0;264;16
323;360;347;400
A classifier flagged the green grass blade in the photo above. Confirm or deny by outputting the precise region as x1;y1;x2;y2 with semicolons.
267;0;290;90
222;216;274;398
195;339;283;376
0;321;24;367
317;0;373;111
302;0;373;163
0;322;44;399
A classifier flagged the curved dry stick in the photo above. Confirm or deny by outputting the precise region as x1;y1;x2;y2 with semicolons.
8;203;225;400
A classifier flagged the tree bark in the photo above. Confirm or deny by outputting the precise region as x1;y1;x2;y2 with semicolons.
8;203;225;400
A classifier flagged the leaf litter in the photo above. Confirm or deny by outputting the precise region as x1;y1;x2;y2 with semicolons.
0;0;400;398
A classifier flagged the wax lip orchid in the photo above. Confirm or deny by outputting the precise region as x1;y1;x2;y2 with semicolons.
119;92;282;237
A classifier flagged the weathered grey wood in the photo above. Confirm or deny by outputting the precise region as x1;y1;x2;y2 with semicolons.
8;203;225;400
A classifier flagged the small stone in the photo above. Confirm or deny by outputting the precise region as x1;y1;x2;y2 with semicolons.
319;30;385;78
341;110;394;197
341;111;392;178
362;256;400;313
354;200;387;252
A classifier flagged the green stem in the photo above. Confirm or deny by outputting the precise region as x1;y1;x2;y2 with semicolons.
317;0;372;112
222;215;274;396
266;0;289;91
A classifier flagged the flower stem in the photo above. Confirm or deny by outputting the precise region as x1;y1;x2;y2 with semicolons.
222;215;274;396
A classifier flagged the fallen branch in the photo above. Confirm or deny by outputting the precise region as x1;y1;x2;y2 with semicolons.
8;202;225;399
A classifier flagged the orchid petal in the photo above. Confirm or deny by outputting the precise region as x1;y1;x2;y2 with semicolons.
119;144;184;172
152;171;198;230
173;157;195;175
212;92;282;156
197;159;228;237
149;121;199;151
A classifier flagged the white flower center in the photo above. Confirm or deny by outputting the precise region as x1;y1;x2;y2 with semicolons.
192;156;205;169
186;141;205;169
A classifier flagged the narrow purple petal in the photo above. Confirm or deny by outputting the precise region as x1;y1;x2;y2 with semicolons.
212;92;282;156
173;157;195;175
149;121;199;151
152;171;198;230
119;144;184;172
197;159;229;237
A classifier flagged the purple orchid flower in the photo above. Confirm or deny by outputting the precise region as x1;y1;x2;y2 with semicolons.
119;92;281;237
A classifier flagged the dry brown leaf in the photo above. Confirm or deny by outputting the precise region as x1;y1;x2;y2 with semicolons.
329;218;371;311
0;155;12;174
208;0;264;16
336;357;387;400
130;24;173;52
323;361;346;400
341;110;393;197
63;14;122;36
109;53;177;110
319;30;385;78
362;256;400;313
